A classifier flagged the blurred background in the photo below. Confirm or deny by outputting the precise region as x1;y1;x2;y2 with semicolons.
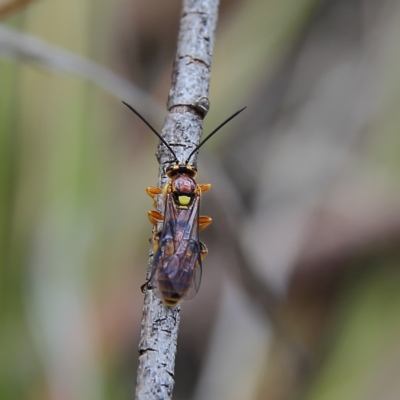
2;0;400;399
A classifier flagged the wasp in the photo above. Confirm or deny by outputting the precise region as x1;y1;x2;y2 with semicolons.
123;101;245;306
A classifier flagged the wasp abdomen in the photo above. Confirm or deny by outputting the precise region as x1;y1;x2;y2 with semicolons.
156;268;194;306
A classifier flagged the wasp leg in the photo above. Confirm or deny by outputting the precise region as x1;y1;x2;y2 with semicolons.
148;230;159;244
200;241;208;261
199;183;211;193
148;233;159;243
142;232;161;293
148;210;163;226
199;216;212;231
146;186;163;197
150;231;161;253
146;187;163;207
140;279;152;293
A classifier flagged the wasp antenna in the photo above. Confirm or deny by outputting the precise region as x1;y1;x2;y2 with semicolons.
185;106;247;164
122;101;178;162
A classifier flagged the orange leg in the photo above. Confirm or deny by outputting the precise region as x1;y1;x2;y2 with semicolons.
148;210;163;226
200;241;208;261
146;186;163;197
199;216;212;231
199;183;211;193
146;186;163;207
151;231;161;251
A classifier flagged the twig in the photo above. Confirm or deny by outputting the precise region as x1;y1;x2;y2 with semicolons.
134;1;219;399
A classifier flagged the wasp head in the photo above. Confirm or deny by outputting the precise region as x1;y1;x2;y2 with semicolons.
166;163;197;178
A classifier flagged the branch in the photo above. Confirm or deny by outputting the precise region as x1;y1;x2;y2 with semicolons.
134;1;219;399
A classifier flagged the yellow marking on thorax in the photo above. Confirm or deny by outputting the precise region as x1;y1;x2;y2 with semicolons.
178;195;191;206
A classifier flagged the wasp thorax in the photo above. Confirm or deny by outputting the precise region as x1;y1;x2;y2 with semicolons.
172;174;196;208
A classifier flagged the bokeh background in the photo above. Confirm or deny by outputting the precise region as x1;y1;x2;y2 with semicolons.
2;0;400;399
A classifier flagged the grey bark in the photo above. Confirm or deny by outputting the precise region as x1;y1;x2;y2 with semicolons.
134;1;220;399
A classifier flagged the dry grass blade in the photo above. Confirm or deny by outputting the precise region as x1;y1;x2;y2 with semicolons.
0;24;164;116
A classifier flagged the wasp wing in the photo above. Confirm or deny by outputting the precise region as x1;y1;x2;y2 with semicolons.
151;192;202;303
